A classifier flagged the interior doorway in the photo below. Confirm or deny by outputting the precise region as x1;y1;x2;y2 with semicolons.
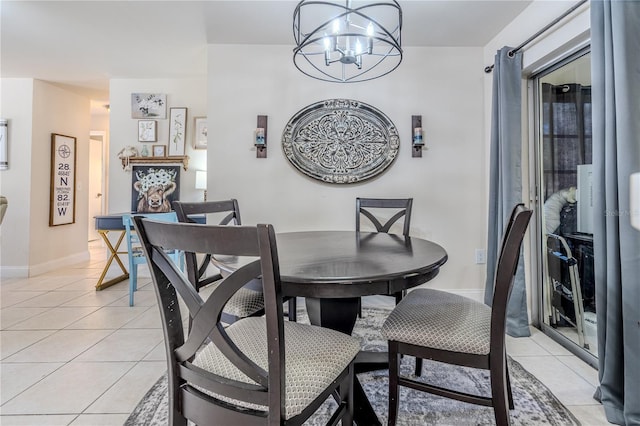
88;131;106;241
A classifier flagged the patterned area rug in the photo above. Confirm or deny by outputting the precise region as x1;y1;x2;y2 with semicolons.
126;307;580;425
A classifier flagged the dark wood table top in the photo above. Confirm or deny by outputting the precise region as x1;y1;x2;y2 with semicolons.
214;230;448;298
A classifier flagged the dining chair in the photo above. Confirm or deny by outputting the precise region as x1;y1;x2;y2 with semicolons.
174;199;297;323
356;197;413;238
122;212;183;306
355;197;413;312
381;203;532;426
133;217;359;426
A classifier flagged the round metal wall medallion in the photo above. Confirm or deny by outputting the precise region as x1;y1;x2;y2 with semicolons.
282;99;399;184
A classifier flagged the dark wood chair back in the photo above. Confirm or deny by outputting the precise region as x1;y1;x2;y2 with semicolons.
173;200;241;291
174;199;298;323
356;197;413;236
133;218;285;425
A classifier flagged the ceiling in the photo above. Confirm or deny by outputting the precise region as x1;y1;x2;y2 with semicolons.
1;0;533;111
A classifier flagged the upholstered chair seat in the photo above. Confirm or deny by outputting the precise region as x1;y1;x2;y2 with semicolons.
194;317;360;418
382;289;492;355
380;204;533;426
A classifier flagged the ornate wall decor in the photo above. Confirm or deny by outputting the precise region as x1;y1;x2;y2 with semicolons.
282;99;399;184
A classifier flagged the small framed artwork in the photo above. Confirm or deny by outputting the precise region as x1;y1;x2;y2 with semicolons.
193;117;208;149
168;107;187;156
131;93;166;119
49;133;77;226
152;145;166;157
138;120;157;142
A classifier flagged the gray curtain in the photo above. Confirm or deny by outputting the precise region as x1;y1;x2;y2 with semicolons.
485;46;530;337
591;1;640;424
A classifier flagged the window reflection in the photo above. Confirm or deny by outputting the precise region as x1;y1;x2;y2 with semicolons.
537;52;597;359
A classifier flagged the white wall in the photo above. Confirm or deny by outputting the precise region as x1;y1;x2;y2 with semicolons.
208;44;488;292
0;78;92;277
0;78;34;276
108;78;208;213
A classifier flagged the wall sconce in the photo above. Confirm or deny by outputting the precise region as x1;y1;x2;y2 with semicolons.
255;115;268;158
195;170;207;201
0;119;7;170
412;115;424;158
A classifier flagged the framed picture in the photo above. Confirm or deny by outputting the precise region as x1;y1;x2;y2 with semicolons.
138;120;157;142
168;107;187;156
131;93;166;119
193;117;208;149
49;133;77;226
152;145;166;157
131;165;180;213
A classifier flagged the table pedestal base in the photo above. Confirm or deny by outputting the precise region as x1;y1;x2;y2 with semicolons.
305;297;359;334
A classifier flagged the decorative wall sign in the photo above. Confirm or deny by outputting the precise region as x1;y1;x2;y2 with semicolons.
49;133;76;226
282;99;399;183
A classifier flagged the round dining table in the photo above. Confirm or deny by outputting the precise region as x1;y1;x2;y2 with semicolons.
275;231;448;332
214;230;448;425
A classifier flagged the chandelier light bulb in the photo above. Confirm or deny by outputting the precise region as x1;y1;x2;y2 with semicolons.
355;39;363;55
366;22;374;37
332;19;341;34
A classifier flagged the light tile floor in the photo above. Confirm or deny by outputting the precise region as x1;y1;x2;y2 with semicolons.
0;242;609;425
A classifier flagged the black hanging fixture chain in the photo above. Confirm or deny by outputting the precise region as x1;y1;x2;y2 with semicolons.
484;0;588;73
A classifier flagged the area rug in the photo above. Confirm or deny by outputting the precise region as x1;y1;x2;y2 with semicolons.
126;307;580;425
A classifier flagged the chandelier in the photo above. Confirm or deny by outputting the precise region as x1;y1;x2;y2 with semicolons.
293;0;403;83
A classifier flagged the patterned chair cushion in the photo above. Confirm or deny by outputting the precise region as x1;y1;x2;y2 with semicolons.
381;288;492;355
205;281;265;318
193;317;360;419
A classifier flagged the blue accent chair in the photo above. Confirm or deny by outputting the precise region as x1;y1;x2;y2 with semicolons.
122;212;183;306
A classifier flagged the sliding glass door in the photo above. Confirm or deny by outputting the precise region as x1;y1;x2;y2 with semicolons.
533;49;598;364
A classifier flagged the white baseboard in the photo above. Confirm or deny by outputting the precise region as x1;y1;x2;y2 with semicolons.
0;266;30;279
1;251;90;278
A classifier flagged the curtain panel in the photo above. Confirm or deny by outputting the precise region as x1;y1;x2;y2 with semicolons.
484;47;530;337
591;0;640;424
